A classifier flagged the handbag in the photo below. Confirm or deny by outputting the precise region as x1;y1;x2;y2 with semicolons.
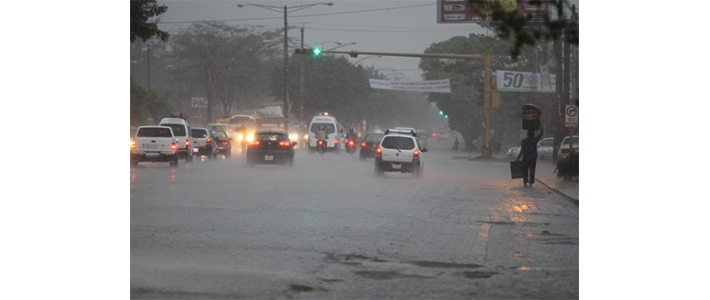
510;160;525;179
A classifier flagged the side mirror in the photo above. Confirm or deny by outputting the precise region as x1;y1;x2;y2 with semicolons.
421;148;428;153
292;142;297;146
340;128;344;133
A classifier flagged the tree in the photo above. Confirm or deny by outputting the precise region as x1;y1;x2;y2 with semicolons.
131;0;169;42
130;80;172;125
169;22;281;122
470;0;578;59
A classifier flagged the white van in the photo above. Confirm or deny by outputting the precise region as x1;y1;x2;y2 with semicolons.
159;113;194;162
308;115;342;151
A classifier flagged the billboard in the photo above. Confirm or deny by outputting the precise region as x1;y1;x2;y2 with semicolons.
437;0;548;24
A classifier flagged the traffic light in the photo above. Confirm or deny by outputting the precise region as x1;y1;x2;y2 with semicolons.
438;110;444;116
444;114;449;119
294;48;323;56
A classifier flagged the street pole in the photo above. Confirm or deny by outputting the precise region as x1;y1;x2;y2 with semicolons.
482;54;492;157
283;6;290;132
300;26;305;123
146;43;151;89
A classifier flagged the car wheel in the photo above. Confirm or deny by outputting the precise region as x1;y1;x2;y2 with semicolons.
375;163;383;176
171;158;178;167
360;154;366;161
226;150;231;159
415;164;423;178
131;160;138;167
289;158;294;167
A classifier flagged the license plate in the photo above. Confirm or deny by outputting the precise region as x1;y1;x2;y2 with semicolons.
142;144;164;149
264;155;274;161
193;147;199;153
146;153;159;157
392;163;402;169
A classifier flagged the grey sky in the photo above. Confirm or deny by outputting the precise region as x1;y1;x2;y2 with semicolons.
157;0;493;80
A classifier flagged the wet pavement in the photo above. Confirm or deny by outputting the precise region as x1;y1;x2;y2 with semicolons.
131;140;579;299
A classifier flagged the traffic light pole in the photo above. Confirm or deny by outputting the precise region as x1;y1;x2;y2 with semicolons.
308;49;494;158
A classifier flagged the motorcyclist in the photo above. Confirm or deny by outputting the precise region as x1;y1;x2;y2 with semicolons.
316;126;328;141
345;128;357;140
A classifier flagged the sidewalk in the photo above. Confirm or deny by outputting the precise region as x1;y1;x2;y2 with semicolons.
534;160;579;206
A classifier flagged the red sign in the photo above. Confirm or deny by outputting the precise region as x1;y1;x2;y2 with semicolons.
437;0;548;24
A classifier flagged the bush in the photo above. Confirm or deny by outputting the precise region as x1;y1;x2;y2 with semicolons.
556;151;578;180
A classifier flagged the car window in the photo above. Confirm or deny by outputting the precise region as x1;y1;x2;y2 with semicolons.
211;130;228;139
381;136;415;150
539;140;553;147
161;123;186;136
137;127;173;138
561;137;579;145
366;134;384;142
258;133;285;141
191;129;208;138
310;123;335;134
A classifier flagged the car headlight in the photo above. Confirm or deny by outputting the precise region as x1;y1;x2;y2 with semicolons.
246;134;254;142
237;134;244;141
304;134;309;140
289;134;298;140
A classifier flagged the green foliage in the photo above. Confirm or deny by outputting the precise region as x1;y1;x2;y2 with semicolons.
130;80;172;126
130;0;169;42
469;0;578;59
169;22;282;116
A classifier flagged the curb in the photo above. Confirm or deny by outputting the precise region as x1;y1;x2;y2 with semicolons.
537;178;579;207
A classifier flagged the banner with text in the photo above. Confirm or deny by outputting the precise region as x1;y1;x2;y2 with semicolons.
496;70;556;93
369;79;451;93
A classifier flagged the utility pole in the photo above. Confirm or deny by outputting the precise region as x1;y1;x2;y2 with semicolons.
238;2;334;133
146;43;151;89
300;26;305;124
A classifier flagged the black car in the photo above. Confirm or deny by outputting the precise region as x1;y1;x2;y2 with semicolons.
211;129;232;158
246;130;296;166
359;133;385;160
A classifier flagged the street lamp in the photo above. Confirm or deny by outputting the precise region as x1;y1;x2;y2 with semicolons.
353;55;381;65
237;2;334;131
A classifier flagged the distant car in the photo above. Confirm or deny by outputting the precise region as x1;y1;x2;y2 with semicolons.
375;132;427;178
506;146;520;158
536;138;555;160
246;129;296;166
131;126;179;167
210;129;232;158
191;128;217;159
359;132;385;160
557;135;579;161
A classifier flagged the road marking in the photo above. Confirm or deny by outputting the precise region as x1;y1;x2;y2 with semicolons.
470;223;491;264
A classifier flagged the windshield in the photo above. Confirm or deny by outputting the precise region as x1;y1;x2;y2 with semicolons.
136;127;173;138
310;123;335;134
161;123;186;137
211;130;228;139
381;136;415;150
562;137;580;145
191;129;208;138
365;134;385;142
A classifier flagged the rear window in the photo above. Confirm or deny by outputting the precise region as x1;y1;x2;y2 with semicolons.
310;123;335;134
137;127;173;138
162;123;187;136
258;133;285;141
365;134;384;142
381;136;415;150
211;130;228;139
191;129;208;138
561;137;579;146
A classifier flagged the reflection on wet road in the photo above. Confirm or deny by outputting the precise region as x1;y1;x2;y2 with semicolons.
131;140;578;299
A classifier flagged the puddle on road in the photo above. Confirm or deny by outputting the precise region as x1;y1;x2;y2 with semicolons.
412;261;484;269
352;270;431;280
462;270;499;279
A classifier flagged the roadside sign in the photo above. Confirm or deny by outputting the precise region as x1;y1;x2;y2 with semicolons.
565;105;578;127
437;0;547;24
496;70;556;93
191;97;207;108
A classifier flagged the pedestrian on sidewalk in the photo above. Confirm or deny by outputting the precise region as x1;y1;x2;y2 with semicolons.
516;128;543;187
452;137;460;151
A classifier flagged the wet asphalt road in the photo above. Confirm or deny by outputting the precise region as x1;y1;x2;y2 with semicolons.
130;139;579;299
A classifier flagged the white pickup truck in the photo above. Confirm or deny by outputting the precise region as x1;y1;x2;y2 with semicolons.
130;126;179;167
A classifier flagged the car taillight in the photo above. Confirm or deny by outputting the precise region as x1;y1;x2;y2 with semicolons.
361;142;367;149
349;141;354;146
185;139;190;146
222;141;228;145
206;137;211;143
279;141;291;147
318;140;323;145
251;141;260;146
376;147;382;157
171;142;177;151
130;140;136;150
334;139;339;144
413;149;420;159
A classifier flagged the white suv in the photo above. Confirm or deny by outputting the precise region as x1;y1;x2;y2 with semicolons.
375;132;428;178
159;113;194;162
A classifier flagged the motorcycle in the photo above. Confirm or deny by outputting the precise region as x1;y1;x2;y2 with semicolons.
316;139;327;154
344;138;357;154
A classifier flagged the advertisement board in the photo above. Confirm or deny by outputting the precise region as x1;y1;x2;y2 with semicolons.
437;0;547;24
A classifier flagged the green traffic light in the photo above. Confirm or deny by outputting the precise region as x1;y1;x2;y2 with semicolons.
313;48;322;56
439;110;443;115
445;114;449;119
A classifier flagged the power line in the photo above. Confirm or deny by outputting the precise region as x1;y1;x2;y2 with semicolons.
158;3;435;25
